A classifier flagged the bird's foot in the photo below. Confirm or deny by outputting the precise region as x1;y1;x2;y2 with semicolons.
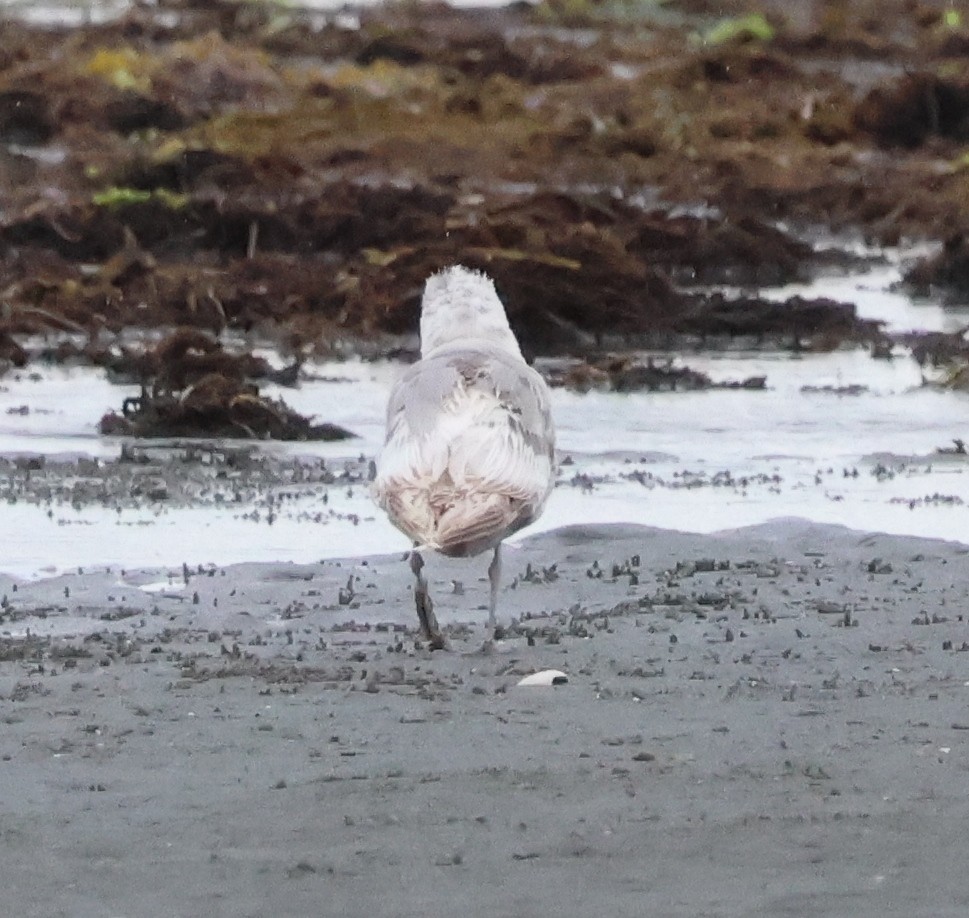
421;627;448;652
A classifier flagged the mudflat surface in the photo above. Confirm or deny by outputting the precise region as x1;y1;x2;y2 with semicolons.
3;519;969;917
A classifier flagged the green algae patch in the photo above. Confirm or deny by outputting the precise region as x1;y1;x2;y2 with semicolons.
703;13;775;45
93;187;190;210
951;151;969;172
85;48;154;92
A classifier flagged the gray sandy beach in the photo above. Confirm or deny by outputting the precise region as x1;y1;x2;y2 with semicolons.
3;518;969;917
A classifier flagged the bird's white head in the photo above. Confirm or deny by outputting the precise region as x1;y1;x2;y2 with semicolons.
419;265;523;359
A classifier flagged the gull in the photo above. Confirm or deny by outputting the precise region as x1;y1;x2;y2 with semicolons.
373;265;556;647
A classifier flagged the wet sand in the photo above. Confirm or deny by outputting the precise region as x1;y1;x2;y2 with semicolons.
3;519;969;917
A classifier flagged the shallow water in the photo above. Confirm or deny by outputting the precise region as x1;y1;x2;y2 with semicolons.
0;0;129;26
0;0;517;26
2;259;968;578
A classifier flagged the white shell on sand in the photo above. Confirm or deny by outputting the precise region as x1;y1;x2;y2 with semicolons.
517;669;569;687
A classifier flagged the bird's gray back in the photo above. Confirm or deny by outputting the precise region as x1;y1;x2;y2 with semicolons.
387;345;553;451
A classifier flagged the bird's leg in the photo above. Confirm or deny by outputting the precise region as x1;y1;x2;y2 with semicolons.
409;550;445;650
488;543;502;635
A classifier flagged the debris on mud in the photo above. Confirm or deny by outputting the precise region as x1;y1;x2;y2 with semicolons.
99;379;353;440
0;329;28;371
673;294;884;350
925;363;969;393
936;439;967;456
543;355;766;393
98;327;301;390
99;366;353;441
854;73;969;149
897;328;969;369
904;234;969;302
89;327;347;440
